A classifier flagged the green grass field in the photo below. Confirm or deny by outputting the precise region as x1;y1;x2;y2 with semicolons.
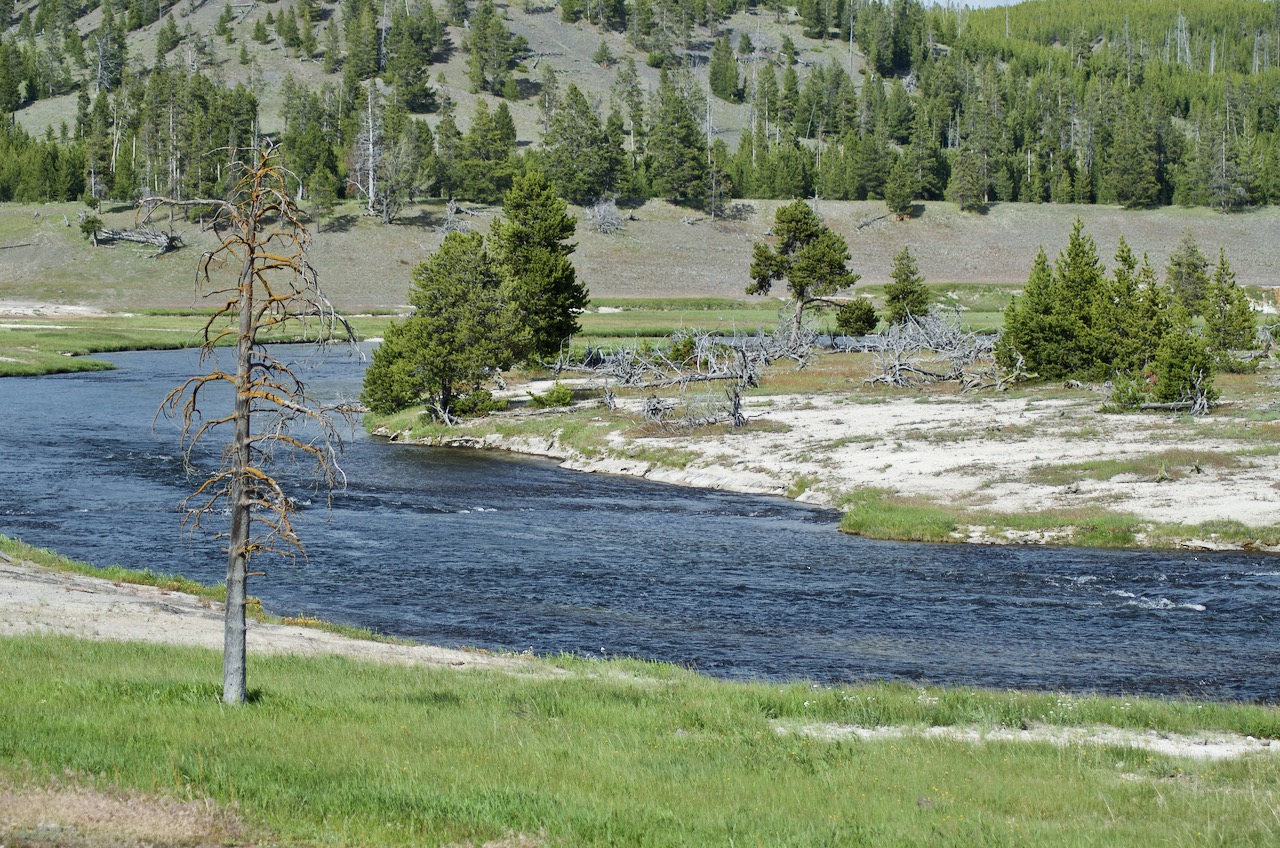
2;633;1277;847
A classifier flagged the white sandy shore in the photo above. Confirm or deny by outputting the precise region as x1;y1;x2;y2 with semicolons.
398;388;1280;550
0;556;532;674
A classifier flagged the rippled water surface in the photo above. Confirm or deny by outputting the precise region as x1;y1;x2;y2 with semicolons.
2;347;1277;701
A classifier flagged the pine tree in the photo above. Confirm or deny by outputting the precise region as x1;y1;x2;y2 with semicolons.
708;32;739;103
1165;230;1210;315
947;147;985;211
1152;304;1217;404
884;246;929;324
1108;100;1160;209
466;0;516;96
747;199;860;345
362;231;517;418
646;69;707;206
882;149;917;218
155;15;181;59
1203;247;1256;369
322;21;340;72
543;83;619;204
489;171;585;361
308;163;339;230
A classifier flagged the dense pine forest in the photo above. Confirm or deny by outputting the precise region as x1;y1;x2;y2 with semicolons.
2;0;1279;214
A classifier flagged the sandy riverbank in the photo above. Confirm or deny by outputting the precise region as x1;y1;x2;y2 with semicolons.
387;387;1280;550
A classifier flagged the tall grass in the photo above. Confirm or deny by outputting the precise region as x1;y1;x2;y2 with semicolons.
1;635;1277;847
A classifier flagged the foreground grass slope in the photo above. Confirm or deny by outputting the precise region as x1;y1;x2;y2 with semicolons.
2;634;1278;848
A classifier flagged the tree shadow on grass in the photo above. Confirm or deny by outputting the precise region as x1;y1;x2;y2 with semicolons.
320;214;359;233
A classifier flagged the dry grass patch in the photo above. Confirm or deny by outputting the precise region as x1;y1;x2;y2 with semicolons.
0;775;250;848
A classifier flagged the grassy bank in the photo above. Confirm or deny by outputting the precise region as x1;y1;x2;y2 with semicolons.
0;313;391;377
2;633;1278;848
837;488;1280;548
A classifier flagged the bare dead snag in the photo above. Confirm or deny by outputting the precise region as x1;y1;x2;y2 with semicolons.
153;143;356;705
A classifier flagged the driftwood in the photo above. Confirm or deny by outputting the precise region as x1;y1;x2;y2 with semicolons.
1139;401;1198;412
864;309;993;388
96;227;184;256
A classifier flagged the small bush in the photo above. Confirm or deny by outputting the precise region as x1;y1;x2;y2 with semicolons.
1107;372;1150;411
453;389;508;417
836;298;879;336
529;383;575;408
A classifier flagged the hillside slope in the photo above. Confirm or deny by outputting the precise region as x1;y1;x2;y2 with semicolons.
3;199;1277;310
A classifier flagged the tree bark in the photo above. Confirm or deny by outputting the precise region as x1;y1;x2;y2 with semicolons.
223;206;257;706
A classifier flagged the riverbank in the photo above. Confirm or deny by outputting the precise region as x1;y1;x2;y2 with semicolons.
3;543;1279;847
370;379;1280;552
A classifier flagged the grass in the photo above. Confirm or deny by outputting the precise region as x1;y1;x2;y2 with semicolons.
1028;449;1241;486
0;313;390;377
838;488;960;543
1;634;1278;847
835;489;1280;549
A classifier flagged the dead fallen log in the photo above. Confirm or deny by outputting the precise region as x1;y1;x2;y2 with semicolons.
1139;401;1198;412
97;227;184;256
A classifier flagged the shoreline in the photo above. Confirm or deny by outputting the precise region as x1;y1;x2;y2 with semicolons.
371;389;1280;554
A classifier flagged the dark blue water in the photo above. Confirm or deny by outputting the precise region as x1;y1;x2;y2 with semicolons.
2;346;1277;701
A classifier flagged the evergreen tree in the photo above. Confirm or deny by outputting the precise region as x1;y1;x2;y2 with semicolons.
543;83;619;204
835;298;878;335
466;0;518;96
946;147;985;211
1203;247;1256;368
1165;230;1210;315
884;246;929;324
747;199;860;344
708;32;739;103
646;69;706;205
882;150;918;218
322;21;340;72
1151;304;1218;405
489;171;586;361
308;163;339;230
1107;100;1160;209
361;231;517;418
155;14;181;59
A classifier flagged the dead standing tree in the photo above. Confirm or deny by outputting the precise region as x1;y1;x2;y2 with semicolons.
150;145;356;705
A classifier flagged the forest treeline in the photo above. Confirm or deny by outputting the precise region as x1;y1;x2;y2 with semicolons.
2;0;1280;213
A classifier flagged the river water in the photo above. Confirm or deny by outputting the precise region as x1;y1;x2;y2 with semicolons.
2;346;1277;702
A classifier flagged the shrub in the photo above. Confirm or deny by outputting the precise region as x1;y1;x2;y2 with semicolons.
836;298;879;336
453;389;508;417
528;383;575;408
1107;372;1149;411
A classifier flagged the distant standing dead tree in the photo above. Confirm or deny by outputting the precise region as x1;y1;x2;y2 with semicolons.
148;144;356;705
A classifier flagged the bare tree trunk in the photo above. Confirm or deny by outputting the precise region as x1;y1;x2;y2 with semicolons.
224;209;258;706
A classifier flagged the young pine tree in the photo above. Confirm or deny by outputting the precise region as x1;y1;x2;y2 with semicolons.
1203;248;1257;370
489;172;586;361
883;246;929;324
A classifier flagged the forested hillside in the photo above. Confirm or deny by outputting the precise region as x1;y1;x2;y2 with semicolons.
2;0;1279;214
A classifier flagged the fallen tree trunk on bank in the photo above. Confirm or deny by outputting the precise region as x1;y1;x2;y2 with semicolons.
96;227;184;256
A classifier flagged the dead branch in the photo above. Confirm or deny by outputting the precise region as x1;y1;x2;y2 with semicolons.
588;199;624;235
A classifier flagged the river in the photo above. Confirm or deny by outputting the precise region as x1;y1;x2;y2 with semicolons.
1;346;1277;701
